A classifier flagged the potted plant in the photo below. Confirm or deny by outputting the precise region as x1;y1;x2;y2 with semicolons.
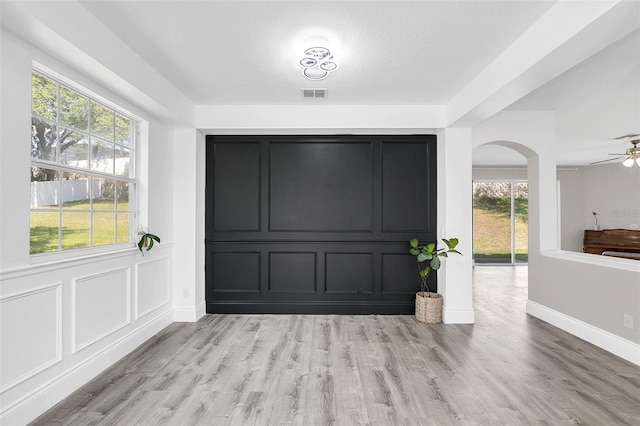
409;237;461;323
137;227;161;255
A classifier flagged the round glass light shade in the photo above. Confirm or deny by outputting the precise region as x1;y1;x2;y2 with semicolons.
304;47;331;61
303;67;328;80
300;58;317;67
319;61;338;71
636;157;640;166
623;157;635;167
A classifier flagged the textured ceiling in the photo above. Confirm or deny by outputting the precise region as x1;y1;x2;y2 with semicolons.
80;0;555;105
4;0;638;166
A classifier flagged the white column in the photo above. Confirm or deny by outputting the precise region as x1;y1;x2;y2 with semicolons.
172;128;206;322
438;128;475;324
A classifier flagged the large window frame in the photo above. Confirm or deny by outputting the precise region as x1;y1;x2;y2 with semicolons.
30;70;137;256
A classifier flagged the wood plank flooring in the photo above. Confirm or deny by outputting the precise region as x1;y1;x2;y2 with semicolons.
31;266;640;425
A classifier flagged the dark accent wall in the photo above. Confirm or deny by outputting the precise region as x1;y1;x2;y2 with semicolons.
205;135;437;314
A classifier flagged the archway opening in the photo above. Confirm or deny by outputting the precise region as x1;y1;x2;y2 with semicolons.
472;141;535;266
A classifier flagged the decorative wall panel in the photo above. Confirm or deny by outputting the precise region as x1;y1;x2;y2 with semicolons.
269;252;316;294
269;142;373;232
0;283;61;391
212;142;260;231
382;142;433;232
73;267;130;352
325;253;373;294
382;253;425;295
136;257;170;319
210;252;260;293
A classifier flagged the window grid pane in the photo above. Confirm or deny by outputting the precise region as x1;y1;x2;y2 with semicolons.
62;172;90;210
59;86;89;131
32;117;58;162
30;71;137;255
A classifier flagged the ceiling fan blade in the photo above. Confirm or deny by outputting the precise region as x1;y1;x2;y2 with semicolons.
613;133;640;139
589;156;626;165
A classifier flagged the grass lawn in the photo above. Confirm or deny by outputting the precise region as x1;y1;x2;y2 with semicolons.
473;195;528;261
31;200;130;254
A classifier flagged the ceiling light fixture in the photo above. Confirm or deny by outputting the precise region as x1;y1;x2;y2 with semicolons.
300;47;338;80
623;156;636;167
622;139;640;167
590;136;640;167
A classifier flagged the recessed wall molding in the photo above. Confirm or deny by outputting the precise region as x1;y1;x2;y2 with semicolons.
0;308;173;425
72;267;131;353
0;282;62;393
134;257;171;320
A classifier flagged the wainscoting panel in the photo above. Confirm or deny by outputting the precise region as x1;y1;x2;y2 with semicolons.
381;142;434;233
212;141;261;232
209;252;261;293
325;253;374;294
381;253;424;294
73;267;130;352
0;283;61;392
135;257;170;319
269;142;374;232
269;252;317;294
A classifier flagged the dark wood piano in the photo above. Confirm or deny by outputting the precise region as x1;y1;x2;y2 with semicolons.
583;229;640;260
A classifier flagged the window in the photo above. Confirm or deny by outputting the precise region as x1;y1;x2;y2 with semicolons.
30;71;136;255
472;180;528;264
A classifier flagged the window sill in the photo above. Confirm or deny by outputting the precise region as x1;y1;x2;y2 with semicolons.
1;243;170;280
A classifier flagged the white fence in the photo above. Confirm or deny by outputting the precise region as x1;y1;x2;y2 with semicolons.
31;179;102;208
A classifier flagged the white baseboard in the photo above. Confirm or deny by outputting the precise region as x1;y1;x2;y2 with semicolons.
526;300;640;366
0;309;173;426
443;307;475;324
173;301;206;322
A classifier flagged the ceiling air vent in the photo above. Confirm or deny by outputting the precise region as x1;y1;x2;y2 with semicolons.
302;88;327;98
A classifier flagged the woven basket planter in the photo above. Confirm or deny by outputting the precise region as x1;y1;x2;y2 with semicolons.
415;292;443;324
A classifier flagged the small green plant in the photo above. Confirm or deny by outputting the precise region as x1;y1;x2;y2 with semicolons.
137;228;160;255
409;237;461;294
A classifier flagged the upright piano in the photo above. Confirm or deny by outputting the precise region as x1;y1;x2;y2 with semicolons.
583;229;640;260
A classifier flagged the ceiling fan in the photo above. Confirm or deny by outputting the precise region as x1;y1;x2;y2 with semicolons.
590;134;640;167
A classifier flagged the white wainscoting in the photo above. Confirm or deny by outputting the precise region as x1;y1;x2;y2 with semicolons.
135;256;170;319
72;267;131;353
0;283;62;393
0;245;174;425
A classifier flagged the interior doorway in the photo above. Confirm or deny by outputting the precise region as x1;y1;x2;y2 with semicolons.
473;180;528;264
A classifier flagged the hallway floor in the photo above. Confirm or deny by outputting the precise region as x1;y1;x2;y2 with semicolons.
31;266;640;425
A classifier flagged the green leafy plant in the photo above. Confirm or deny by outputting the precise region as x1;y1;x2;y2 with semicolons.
137;228;160;255
409;237;462;294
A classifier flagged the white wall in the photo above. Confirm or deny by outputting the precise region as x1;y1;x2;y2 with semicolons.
472;168;528;181
0;30;179;424
557;168;585;252
582;163;640;230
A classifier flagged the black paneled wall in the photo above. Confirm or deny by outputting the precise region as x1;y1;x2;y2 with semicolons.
205;135;437;314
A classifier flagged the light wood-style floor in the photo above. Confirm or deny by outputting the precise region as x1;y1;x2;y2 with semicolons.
32;266;640;425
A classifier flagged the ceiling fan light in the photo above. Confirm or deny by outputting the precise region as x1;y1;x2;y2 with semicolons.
636;157;640;166
622;157;635;167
